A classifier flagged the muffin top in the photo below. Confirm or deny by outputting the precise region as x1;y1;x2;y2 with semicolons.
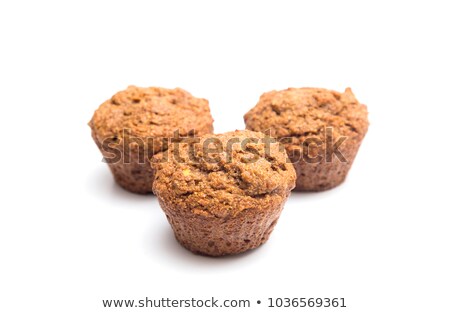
152;130;296;218
89;86;213;154
244;87;368;144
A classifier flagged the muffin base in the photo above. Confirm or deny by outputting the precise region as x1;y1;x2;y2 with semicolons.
290;138;362;191
108;159;154;194
90;129;154;194
292;159;349;191
158;198;287;257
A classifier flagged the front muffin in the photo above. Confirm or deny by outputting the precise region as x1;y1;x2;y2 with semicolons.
89;86;214;194
152;130;296;256
244;88;369;191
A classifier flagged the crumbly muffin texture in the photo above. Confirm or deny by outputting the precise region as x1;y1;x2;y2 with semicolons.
153;130;295;217
90;86;214;154
244;88;369;191
152;130;296;256
244;87;368;143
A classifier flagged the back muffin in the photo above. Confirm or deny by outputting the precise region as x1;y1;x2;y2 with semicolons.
244;87;368;191
89;86;214;193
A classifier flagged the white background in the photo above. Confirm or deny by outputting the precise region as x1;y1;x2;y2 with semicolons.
1;1;449;312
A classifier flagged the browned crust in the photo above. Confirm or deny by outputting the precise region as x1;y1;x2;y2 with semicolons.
89;86;214;194
152;130;296;256
244;87;369;191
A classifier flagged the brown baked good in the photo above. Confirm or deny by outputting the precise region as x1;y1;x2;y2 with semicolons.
244;87;368;191
152;130;296;256
89;86;214;194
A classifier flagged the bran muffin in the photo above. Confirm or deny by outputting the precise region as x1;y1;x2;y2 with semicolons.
152;130;296;256
89;86;214;194
244;88;368;191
